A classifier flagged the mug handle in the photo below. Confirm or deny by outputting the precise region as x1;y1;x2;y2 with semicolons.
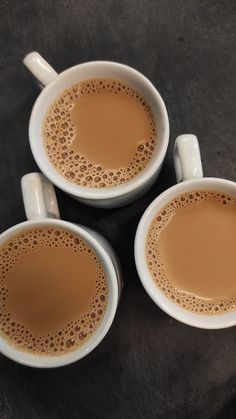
21;173;60;220
173;134;203;182
23;51;58;87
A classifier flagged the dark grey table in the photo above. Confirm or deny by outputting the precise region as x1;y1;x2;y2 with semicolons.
0;1;236;418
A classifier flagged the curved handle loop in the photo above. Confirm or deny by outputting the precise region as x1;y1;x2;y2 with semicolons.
23;51;58;87
173;134;203;182
21;173;60;220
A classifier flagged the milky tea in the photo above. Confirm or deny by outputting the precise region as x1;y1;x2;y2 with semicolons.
0;226;108;355
42;78;157;188
146;190;236;315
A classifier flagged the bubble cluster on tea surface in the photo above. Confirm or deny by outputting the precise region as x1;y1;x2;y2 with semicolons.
146;190;236;315
42;78;157;188
0;226;108;355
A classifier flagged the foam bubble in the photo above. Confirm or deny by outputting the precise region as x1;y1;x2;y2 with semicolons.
42;78;157;188
146;190;236;315
0;227;108;356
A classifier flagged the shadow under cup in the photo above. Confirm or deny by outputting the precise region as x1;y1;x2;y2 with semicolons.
0;219;119;368
29;61;169;206
135;177;236;329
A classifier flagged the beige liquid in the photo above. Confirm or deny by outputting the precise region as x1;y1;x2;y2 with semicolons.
146;190;236;314
0;227;108;355
42;78;157;188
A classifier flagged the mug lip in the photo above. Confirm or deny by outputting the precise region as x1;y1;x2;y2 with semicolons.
134;177;236;329
29;60;169;201
0;218;119;367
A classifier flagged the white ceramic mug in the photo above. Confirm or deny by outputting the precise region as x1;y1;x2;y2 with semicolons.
135;134;236;329
0;173;122;367
23;52;169;208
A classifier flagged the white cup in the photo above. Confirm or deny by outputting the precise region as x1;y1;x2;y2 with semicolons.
0;173;122;367
23;51;169;208
135;134;236;329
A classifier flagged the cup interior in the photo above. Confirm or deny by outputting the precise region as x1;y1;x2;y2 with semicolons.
29;61;169;200
135;177;236;329
0;219;118;367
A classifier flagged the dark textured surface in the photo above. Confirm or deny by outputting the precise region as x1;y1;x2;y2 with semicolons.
0;1;236;418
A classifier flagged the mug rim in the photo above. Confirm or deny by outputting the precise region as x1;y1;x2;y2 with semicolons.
134;177;236;329
0;218;119;367
29;60;169;201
